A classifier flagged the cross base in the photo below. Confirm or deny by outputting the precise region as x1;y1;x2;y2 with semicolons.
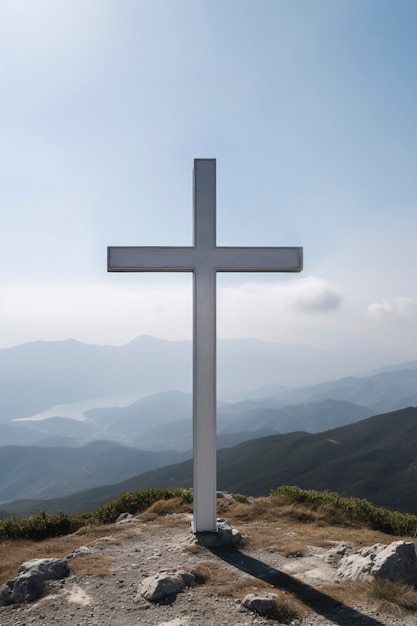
192;519;242;548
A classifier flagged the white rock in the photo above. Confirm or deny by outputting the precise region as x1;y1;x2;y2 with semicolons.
337;541;417;584
138;570;196;602
241;592;280;618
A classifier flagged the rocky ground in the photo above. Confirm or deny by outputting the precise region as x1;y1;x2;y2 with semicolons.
1;513;416;626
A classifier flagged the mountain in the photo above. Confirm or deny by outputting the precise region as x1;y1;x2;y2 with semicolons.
2;406;416;518
84;391;192;440
218;399;373;434
243;369;417;413
371;360;417;374
0;337;191;421
285;370;417;413
0;422;51;446
215;406;417;513
0;441;189;503
130;405;417;515
3;367;416;449
0;336;391;421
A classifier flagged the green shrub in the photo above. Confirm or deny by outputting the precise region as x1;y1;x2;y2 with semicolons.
271;486;417;536
233;493;248;504
0;510;87;542
181;489;194;504
0;489;194;542
95;488;192;524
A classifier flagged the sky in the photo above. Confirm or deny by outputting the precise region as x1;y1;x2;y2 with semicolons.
1;0;417;366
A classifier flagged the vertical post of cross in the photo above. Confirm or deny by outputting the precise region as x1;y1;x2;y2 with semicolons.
192;159;217;532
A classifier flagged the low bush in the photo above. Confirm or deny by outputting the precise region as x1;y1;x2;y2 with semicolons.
0;489;193;541
0;510;89;542
233;493;248;504
95;488;193;524
2;485;416;543
271;486;417;536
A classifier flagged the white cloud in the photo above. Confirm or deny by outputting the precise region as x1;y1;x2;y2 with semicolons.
288;277;343;313
367;297;417;321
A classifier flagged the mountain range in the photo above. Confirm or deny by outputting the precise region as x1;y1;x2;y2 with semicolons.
2;366;416;451
0;335;404;421
0;336;416;518
1;406;416;518
113;406;417;516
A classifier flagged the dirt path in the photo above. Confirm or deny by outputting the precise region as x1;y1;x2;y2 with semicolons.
0;514;415;626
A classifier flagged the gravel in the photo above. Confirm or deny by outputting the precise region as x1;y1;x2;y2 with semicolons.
1;514;416;626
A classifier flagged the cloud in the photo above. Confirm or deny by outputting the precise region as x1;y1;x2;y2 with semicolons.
289;277;343;313
367;297;417;321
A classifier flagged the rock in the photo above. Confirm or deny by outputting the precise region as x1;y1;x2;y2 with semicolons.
11;558;70;603
323;542;352;564
66;545;92;560
241;592;281;619
138;570;196;602
216;491;232;499
0;581;13;606
337;541;417;584
195;520;241;548
115;512;134;524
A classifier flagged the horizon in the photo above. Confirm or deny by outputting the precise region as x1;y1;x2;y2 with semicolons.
1;1;416;364
2;332;416;397
1;330;416;378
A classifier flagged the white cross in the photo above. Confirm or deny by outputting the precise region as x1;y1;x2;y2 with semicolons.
108;159;303;533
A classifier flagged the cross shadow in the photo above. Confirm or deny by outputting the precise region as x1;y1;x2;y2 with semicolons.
211;548;387;626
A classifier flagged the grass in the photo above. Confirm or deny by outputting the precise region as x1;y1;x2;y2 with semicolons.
70;554;115;578
271;485;417;536
365;579;417;613
1;486;417;618
139;496;193;522
189;560;305;622
0;522;139;585
320;579;417;615
216;496;412;553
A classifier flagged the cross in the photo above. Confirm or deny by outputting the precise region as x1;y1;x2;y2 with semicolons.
107;159;303;534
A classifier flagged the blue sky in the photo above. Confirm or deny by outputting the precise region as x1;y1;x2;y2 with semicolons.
1;0;416;365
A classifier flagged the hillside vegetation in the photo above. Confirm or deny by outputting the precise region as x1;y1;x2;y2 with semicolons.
1;486;417;545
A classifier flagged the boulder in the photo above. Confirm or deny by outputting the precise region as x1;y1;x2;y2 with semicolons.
241;593;281;619
138;570;196;602
10;558;70;603
337;541;417;584
0;581;13;606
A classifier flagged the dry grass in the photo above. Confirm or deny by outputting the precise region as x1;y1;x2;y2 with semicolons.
0;523;136;585
70;554;115;577
217;497;416;553
190;560;272;597
184;542;205;554
190;560;305;621
139;497;193;523
365;579;417;614
320;579;417;615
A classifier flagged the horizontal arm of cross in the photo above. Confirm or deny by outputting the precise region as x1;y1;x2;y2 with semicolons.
108;246;303;272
